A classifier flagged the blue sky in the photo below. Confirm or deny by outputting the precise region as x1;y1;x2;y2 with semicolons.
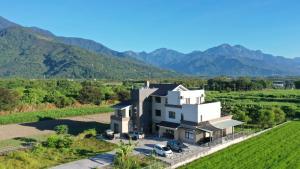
1;0;300;58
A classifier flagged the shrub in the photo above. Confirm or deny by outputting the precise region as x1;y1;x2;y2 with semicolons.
54;125;69;135
43;134;73;149
0;88;20;111
77;128;97;139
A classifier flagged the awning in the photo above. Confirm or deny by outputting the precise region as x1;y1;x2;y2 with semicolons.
196;123;221;132
211;119;244;129
157;121;180;129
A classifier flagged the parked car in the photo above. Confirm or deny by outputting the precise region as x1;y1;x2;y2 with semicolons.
104;129;115;140
167;140;188;152
153;144;173;157
127;131;145;140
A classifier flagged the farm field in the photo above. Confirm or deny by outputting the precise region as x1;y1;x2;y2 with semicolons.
206;89;300;109
180;121;300;169
0;106;113;125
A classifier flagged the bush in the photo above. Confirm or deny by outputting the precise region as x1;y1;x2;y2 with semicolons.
54;125;69;135
77;129;97;139
0;88;20;111
78;86;102;105
43;134;73;149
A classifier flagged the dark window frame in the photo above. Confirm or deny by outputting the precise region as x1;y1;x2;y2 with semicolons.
155;97;161;103
168;111;176;119
155;109;161;116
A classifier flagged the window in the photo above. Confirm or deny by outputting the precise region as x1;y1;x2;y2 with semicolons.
155;109;161;116
181;114;184;121
185;98;190;104
129;109;132;117
196;97;200;104
169;111;176;119
155;97;161;103
185;130;194;140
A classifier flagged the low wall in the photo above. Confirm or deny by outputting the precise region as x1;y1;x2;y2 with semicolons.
169;121;289;169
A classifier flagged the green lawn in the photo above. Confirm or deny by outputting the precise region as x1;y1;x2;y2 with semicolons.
0;105;113;125
0;134;50;149
180;121;300;169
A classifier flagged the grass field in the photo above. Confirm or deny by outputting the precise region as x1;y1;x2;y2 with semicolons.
0;138;116;169
206;89;300;107
180;121;300;169
0;106;113;125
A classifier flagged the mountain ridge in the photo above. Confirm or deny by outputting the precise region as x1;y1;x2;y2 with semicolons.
0;16;299;77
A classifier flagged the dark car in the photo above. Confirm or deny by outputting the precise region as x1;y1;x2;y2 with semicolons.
167;140;188;152
104;129;115;140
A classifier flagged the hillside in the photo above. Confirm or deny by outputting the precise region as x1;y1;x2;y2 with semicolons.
0;26;177;79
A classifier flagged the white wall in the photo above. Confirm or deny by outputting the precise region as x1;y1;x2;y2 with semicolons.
114;106;131;118
182;102;221;123
198;102;221;121
165;107;182;123
167;90;205;105
152;96;166;122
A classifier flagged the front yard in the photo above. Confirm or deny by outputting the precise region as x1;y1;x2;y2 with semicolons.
0;129;116;169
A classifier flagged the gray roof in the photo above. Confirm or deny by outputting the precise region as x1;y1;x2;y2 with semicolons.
211;119;244;129
112;100;132;109
149;84;180;96
157;121;180;129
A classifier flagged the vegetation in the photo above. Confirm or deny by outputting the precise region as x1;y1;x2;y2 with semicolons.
0;126;116;169
206;89;300;128
0;106;113;125
180;121;300;169
113;140;165;169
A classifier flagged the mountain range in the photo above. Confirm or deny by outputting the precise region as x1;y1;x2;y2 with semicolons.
0;16;299;78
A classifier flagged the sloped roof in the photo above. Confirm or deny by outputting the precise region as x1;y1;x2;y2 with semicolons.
157;121;181;129
149;84;180;96
211;119;243;129
112;100;132;109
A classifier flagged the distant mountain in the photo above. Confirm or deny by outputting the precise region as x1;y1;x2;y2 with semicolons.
129;44;300;76
0;17;177;79
1;16;299;77
0;16;19;29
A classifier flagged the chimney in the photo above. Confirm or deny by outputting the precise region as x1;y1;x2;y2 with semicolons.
145;81;150;88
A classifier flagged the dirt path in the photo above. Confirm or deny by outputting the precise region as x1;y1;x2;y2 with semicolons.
0;113;112;141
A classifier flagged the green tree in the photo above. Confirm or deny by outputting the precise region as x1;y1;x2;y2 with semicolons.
294;80;300;89
258;109;275;128
78;86;102;105
54;125;69;135
113;140;139;169
233;110;251;123
0;88;20;111
272;108;285;124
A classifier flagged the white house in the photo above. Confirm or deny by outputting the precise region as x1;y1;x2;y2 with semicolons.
111;82;243;144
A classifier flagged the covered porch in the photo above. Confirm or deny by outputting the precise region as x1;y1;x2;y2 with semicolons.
157;121;180;139
196;119;244;144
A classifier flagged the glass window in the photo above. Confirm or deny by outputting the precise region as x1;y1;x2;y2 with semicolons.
155;109;161;116
185;98;190;104
185;130;194;140
169;111;176;119
155;97;161;103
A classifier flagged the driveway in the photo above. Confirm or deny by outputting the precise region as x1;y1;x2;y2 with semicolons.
52;151;115;169
51;136;209;169
0;113;112;141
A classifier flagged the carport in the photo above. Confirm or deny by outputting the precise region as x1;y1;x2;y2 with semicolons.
197;119;243;142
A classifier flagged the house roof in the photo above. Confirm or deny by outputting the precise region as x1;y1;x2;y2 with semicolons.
157;121;181;129
149;84;181;96
211;119;244;129
112;100;132;109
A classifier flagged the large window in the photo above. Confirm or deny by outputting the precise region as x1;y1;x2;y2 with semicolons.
155;109;161;116
168;111;176;119
185;130;194;140
155;97;161;103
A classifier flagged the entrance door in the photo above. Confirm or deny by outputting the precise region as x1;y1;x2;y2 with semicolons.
164;129;175;139
114;123;119;133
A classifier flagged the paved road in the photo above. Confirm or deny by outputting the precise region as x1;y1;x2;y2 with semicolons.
0;113;112;141
52;151;116;169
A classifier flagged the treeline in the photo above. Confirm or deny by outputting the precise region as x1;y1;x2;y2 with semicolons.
158;77;273;91
0;79;130;112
